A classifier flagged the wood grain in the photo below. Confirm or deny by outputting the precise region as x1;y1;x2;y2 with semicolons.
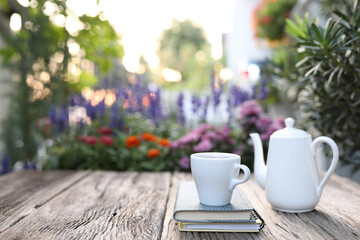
1;170;359;239
162;173;360;240
0;171;171;240
0;170;90;233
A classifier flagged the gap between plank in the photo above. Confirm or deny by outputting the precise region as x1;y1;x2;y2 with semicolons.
159;172;173;240
0;171;94;234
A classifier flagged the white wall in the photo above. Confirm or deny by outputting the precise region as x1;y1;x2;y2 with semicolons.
225;0;271;83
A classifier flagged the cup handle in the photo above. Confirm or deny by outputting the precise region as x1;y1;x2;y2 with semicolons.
311;136;339;198
229;164;251;191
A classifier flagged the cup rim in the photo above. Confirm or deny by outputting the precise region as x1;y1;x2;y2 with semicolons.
190;152;240;160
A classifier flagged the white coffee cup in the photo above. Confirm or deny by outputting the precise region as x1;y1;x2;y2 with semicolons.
190;152;251;206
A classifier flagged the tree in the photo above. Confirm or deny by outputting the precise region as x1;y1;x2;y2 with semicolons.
157;19;216;91
0;0;124;164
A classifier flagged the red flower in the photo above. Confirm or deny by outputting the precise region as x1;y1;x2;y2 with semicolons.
100;136;114;146
141;133;158;142
77;136;87;142
126;135;140;148
84;136;98;145
147;148;160;159
98;126;113;135
36;117;52;134
260;16;272;24
159;138;171;147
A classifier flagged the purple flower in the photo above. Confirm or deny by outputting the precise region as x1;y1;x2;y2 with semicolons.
23;159;36;170
258;78;269;100
48;106;69;133
130;79;144;112
192;123;212;135
1;154;11;174
110;102;123;130
256;115;273;132
69;94;83;107
147;88;163;124
260;118;285;140
230;85;249;107
274;117;286;128
211;78;223;109
171;140;181;149
193;139;213;152
179;156;190;169
192;95;201;114
96;99;106;121
220;126;231;137
239;100;262;119
84;101;97;121
201;96;210;122
201;131;218;141
177;92;185;125
179;132;200;145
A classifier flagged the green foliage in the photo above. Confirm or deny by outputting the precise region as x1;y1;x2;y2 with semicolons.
70;72;98;92
285;1;360;170
75;15;124;74
262;45;304;103
254;0;297;41
0;0;123;164
44;120;178;172
157;19;216;91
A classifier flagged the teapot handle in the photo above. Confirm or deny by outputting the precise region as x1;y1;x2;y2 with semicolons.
311;136;339;197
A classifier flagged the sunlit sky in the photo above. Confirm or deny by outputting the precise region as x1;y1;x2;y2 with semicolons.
66;0;233;72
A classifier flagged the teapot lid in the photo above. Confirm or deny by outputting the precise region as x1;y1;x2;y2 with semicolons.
271;118;309;138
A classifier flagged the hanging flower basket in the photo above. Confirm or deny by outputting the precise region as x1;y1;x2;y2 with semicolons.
252;0;297;44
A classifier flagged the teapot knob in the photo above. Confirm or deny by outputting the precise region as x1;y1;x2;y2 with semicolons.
285;118;295;128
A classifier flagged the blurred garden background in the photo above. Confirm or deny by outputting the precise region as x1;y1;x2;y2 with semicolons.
0;0;359;182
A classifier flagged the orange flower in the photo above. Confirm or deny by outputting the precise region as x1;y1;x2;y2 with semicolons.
126;135;140;148
147;148;160;158
159;138;171;147
141;133;158;142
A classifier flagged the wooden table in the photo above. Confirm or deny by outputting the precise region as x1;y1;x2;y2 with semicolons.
0;170;359;239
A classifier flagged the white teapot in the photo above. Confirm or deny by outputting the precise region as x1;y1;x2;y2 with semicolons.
250;118;339;213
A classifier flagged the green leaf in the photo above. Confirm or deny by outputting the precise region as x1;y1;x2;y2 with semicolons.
333;10;348;21
285;19;307;38
295;56;309;68
310;24;324;43
305;62;322;77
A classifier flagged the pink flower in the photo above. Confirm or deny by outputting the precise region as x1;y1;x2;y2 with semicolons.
179;156;190;169
179;132;200;145
171;140;181;149
193;139;213;152
221;126;231;137
239;100;262;119
192;124;213;135
256;115;273;132
260;118;285;140
201;131;218;141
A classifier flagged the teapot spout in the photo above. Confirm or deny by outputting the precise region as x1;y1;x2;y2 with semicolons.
250;133;267;190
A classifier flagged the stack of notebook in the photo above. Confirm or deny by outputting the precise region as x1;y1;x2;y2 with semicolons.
173;181;264;232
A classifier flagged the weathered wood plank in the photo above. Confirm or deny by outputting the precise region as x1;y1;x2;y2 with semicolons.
162;172;360;240
1;171;171;240
239;173;360;240
0;170;91;233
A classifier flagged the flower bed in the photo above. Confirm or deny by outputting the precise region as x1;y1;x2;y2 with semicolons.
1;79;284;173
